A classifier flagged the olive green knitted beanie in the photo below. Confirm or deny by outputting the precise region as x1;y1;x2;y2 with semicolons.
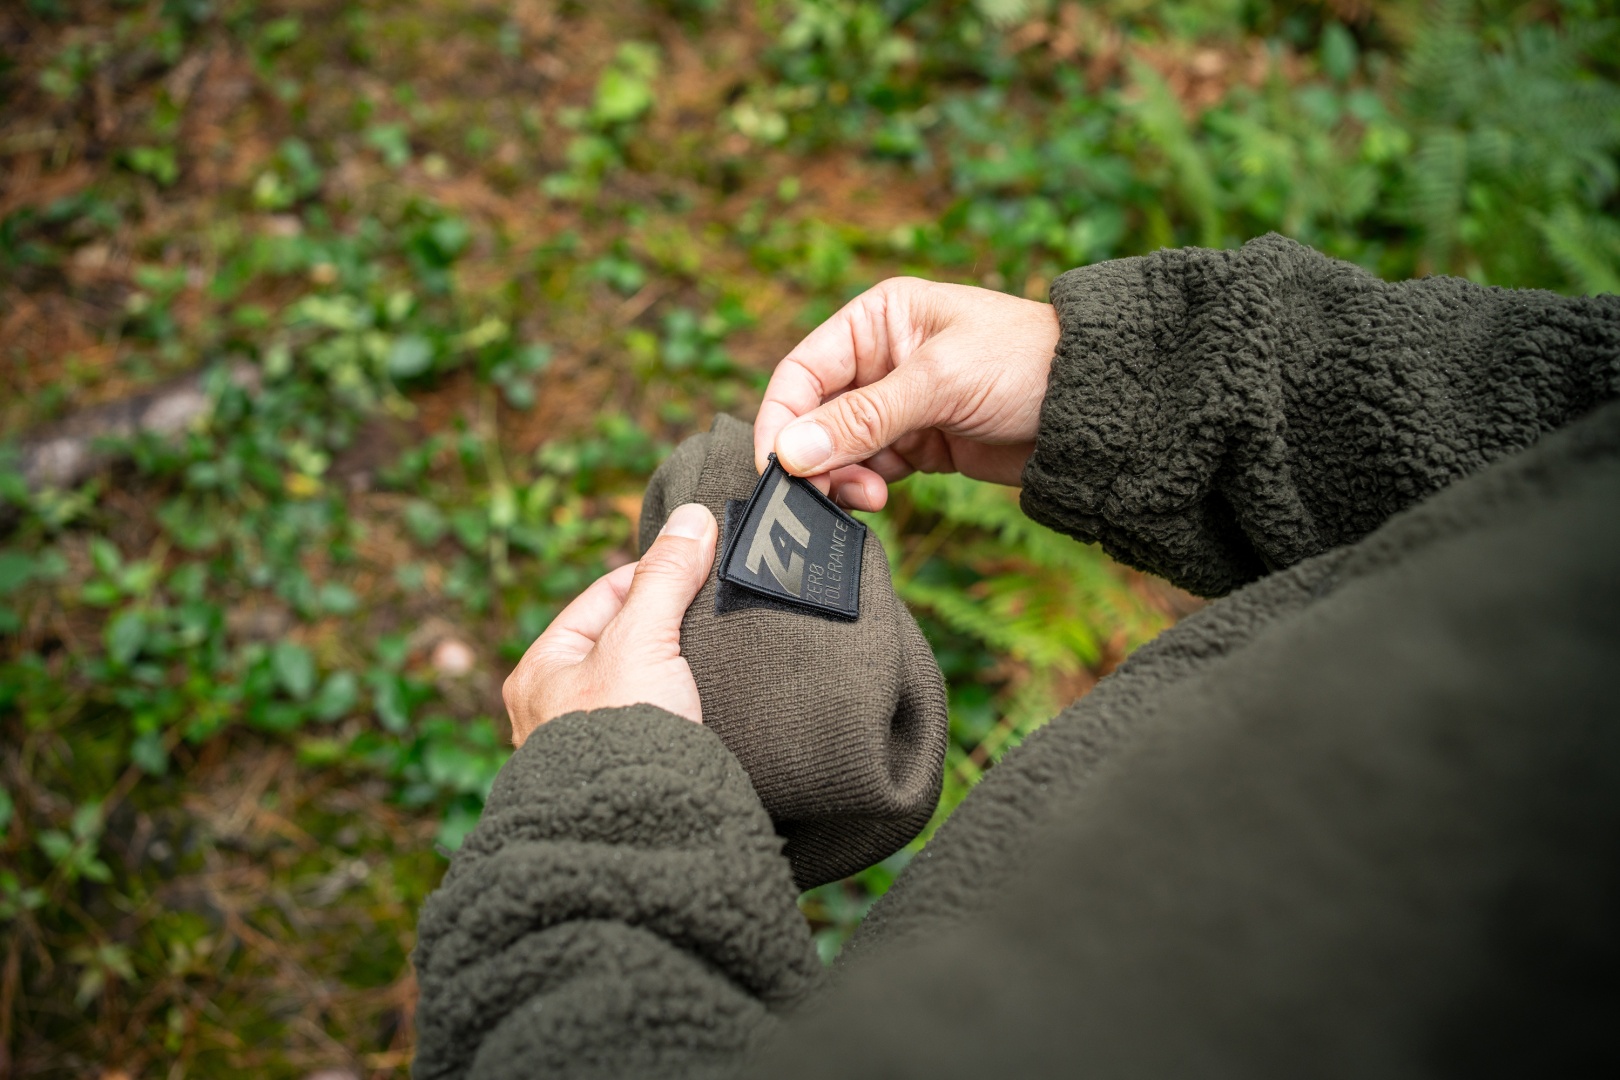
639;414;949;889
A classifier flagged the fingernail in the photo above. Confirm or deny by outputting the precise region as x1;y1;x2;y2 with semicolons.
778;421;832;472
659;502;711;540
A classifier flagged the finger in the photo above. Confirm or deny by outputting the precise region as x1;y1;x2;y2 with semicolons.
755;360;831;473
864;446;916;483
774;359;939;476
754;287;900;471
829;464;889;511
609;503;718;646
527;562;638;665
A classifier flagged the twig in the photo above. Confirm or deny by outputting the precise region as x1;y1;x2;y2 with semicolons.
0;935;20;1074
613;281;669;325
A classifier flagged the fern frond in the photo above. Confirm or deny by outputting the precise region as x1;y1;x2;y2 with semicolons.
1538;204;1620;296
1399;2;1620;286
882;472;1170;675
1123;60;1225;248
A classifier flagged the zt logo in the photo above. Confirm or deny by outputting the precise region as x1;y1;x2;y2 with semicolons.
745;476;810;595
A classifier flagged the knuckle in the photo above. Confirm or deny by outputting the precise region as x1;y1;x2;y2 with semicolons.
502;670;530;732
831;390;890;449
637;539;701;581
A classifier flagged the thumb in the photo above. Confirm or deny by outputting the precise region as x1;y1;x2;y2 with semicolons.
613;503;718;641
774;361;937;475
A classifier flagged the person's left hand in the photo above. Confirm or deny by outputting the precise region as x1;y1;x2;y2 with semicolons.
502;503;717;746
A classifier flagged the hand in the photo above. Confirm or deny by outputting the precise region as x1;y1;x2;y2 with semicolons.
502;503;718;746
753;277;1061;511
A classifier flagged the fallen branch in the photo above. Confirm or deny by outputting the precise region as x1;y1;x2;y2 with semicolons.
3;362;260;529
19;363;260;488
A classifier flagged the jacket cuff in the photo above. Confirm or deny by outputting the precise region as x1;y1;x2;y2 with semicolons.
454;705;736;866
413;705;819;1079
1021;251;1269;596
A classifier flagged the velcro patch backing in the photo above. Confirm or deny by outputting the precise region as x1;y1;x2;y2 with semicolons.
716;454;864;621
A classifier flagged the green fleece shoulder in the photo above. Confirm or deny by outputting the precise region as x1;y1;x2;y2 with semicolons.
1022;233;1620;596
412;706;820;1080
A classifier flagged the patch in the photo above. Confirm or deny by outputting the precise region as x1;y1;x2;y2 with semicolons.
716;454;865;621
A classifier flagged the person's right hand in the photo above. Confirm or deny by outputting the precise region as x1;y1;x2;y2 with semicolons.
753;277;1061;511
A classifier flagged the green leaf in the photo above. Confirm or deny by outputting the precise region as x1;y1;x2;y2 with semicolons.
318;582;360;615
403;500;448;546
129;731;168;776
449;507;489;551
38;829;73;863
81;580;122;607
497;375;536;410
100;943;135;981
435;804;481;853
515;343;553;373
370;671;411;732
123;145;179;186
89;537;122;576
0;551;35;595
73;968;105;1009
1320;22;1358;84
71;802;102;841
253;701;307;733
105;609;147;666
365;123;412;169
296;736;346;767
593;68;653;125
374;633;410;671
166;562;207;601
0;786;13;835
272;641;317;700
119;560;160;598
259;16;302;50
423;739;501;796
311;670;360;722
429;217;470;259
386;335;435;379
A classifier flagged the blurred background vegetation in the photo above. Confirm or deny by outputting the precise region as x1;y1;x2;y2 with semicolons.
1;0;1616;1075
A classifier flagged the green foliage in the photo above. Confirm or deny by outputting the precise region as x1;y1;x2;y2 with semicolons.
1398;1;1620;283
545;41;665;200
2;0;1616;1070
592;42;661;128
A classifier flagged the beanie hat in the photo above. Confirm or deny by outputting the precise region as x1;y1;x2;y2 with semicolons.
639;414;949;889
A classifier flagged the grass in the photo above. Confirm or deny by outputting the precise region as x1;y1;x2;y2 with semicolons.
1;0;1616;1075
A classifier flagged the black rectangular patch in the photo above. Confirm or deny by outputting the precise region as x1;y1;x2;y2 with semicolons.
716;454;864;621
717;500;820;619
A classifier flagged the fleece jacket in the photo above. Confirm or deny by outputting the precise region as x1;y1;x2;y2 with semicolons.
413;235;1620;1079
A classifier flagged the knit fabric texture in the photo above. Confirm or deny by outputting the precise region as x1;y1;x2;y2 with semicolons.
638;414;949;889
1024;232;1620;597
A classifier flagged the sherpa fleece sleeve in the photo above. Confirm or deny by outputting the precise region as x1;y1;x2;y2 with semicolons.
1022;232;1620;596
411;706;822;1080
